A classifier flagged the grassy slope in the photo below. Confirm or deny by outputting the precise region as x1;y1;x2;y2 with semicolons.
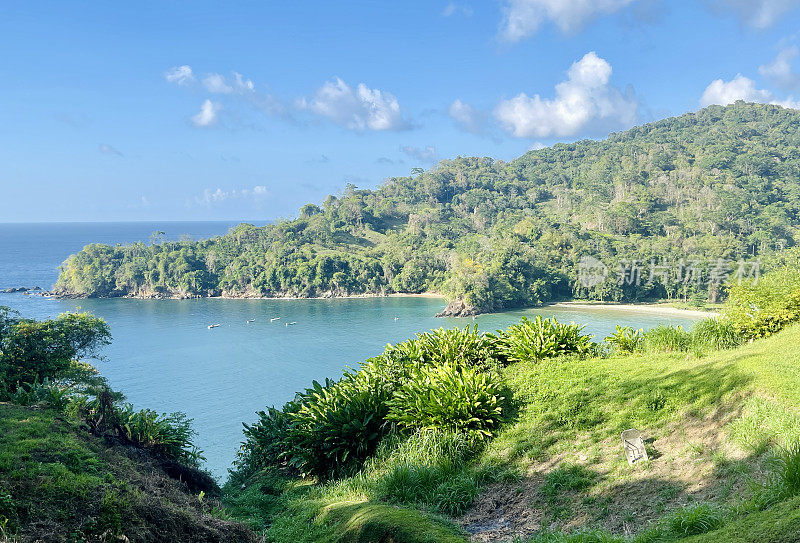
0;403;255;543
226;324;800;542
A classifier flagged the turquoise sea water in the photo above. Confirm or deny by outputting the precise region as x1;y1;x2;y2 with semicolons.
0;222;701;479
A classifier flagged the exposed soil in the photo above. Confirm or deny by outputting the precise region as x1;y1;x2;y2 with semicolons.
460;405;763;542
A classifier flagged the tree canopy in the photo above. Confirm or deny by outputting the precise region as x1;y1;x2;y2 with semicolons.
56;102;800;312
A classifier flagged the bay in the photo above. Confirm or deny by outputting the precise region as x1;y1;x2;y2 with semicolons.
0;222;701;479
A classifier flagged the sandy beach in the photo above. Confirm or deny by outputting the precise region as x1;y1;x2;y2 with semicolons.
549;301;718;319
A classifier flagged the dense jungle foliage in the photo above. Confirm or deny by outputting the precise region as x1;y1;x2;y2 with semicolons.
56;102;800;312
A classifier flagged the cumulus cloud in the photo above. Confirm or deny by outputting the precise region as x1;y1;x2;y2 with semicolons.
297;77;409;131
192;99;222;127
165;65;195;85
448;99;488;134
700;74;800;109
400;145;439;164
759;46;800;91
98;143;122;156
494;51;639;138
499;0;635;41
196;185;269;206
711;0;800;30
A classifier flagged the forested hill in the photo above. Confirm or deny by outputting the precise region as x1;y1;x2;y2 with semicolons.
56;102;800;313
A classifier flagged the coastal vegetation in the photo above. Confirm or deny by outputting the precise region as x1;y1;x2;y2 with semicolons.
3;249;800;541
220;255;800;542
54;102;800;314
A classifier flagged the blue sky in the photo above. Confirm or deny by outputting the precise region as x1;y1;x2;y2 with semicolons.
2;0;800;222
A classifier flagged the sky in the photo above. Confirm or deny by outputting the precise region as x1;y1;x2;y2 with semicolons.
2;1;800;222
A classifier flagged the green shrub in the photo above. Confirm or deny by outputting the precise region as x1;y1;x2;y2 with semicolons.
115;404;203;466
234;403;299;481
0;379;68;409
604;325;644;353
0;308;111;393
389;325;500;369
496;316;594;363
387;361;507;438
643;325;691;353
724;263;800;339
285;364;396;479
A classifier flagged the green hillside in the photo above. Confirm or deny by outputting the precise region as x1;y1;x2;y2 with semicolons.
55;102;800;314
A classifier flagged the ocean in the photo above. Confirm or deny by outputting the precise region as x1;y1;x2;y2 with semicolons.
0;222;701;478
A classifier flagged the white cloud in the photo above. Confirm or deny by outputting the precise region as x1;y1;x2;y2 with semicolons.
298;77;409;131
191;99;222;127
712;0;800;30
499;0;635;41
202;73;233;94
98;143;122;156
448;99;487;134
202;71;255;94
699;74;800;109
759;46;800;90
165;65;195;85
196;185;270;206
400;145;439;164
494;51;639;138
442;2;473;16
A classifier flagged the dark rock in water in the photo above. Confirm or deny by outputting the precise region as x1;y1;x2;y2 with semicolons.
2;287;29;293
31;286;42;291
435;299;478;318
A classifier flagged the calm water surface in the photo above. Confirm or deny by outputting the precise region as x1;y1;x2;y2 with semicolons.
0;222;700;478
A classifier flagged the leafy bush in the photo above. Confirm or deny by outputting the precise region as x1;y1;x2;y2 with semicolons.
389;325;500;369
234;404;298;481
77;389;202;466
604;325;644;353
387;361;507;438
495;316;594;363
0;307;110;393
285;362;397;479
115;404;202;465
724;261;800;339
0;379;68;409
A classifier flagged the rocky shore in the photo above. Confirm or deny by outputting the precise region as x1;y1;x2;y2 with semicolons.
435;299;478;318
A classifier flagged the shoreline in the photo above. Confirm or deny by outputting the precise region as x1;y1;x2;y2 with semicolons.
36;290;717;318
546;301;717;319
38;290;447;302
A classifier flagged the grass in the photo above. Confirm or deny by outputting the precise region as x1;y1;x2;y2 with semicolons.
682;495;800;542
224;323;800;542
0;403;254;542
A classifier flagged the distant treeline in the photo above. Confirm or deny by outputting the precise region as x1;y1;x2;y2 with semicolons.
56;102;800;313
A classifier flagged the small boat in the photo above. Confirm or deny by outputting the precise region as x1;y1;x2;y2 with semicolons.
207;324;220;329
246;319;255;324
285;322;297;326
270;317;281;322
394;317;399;321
